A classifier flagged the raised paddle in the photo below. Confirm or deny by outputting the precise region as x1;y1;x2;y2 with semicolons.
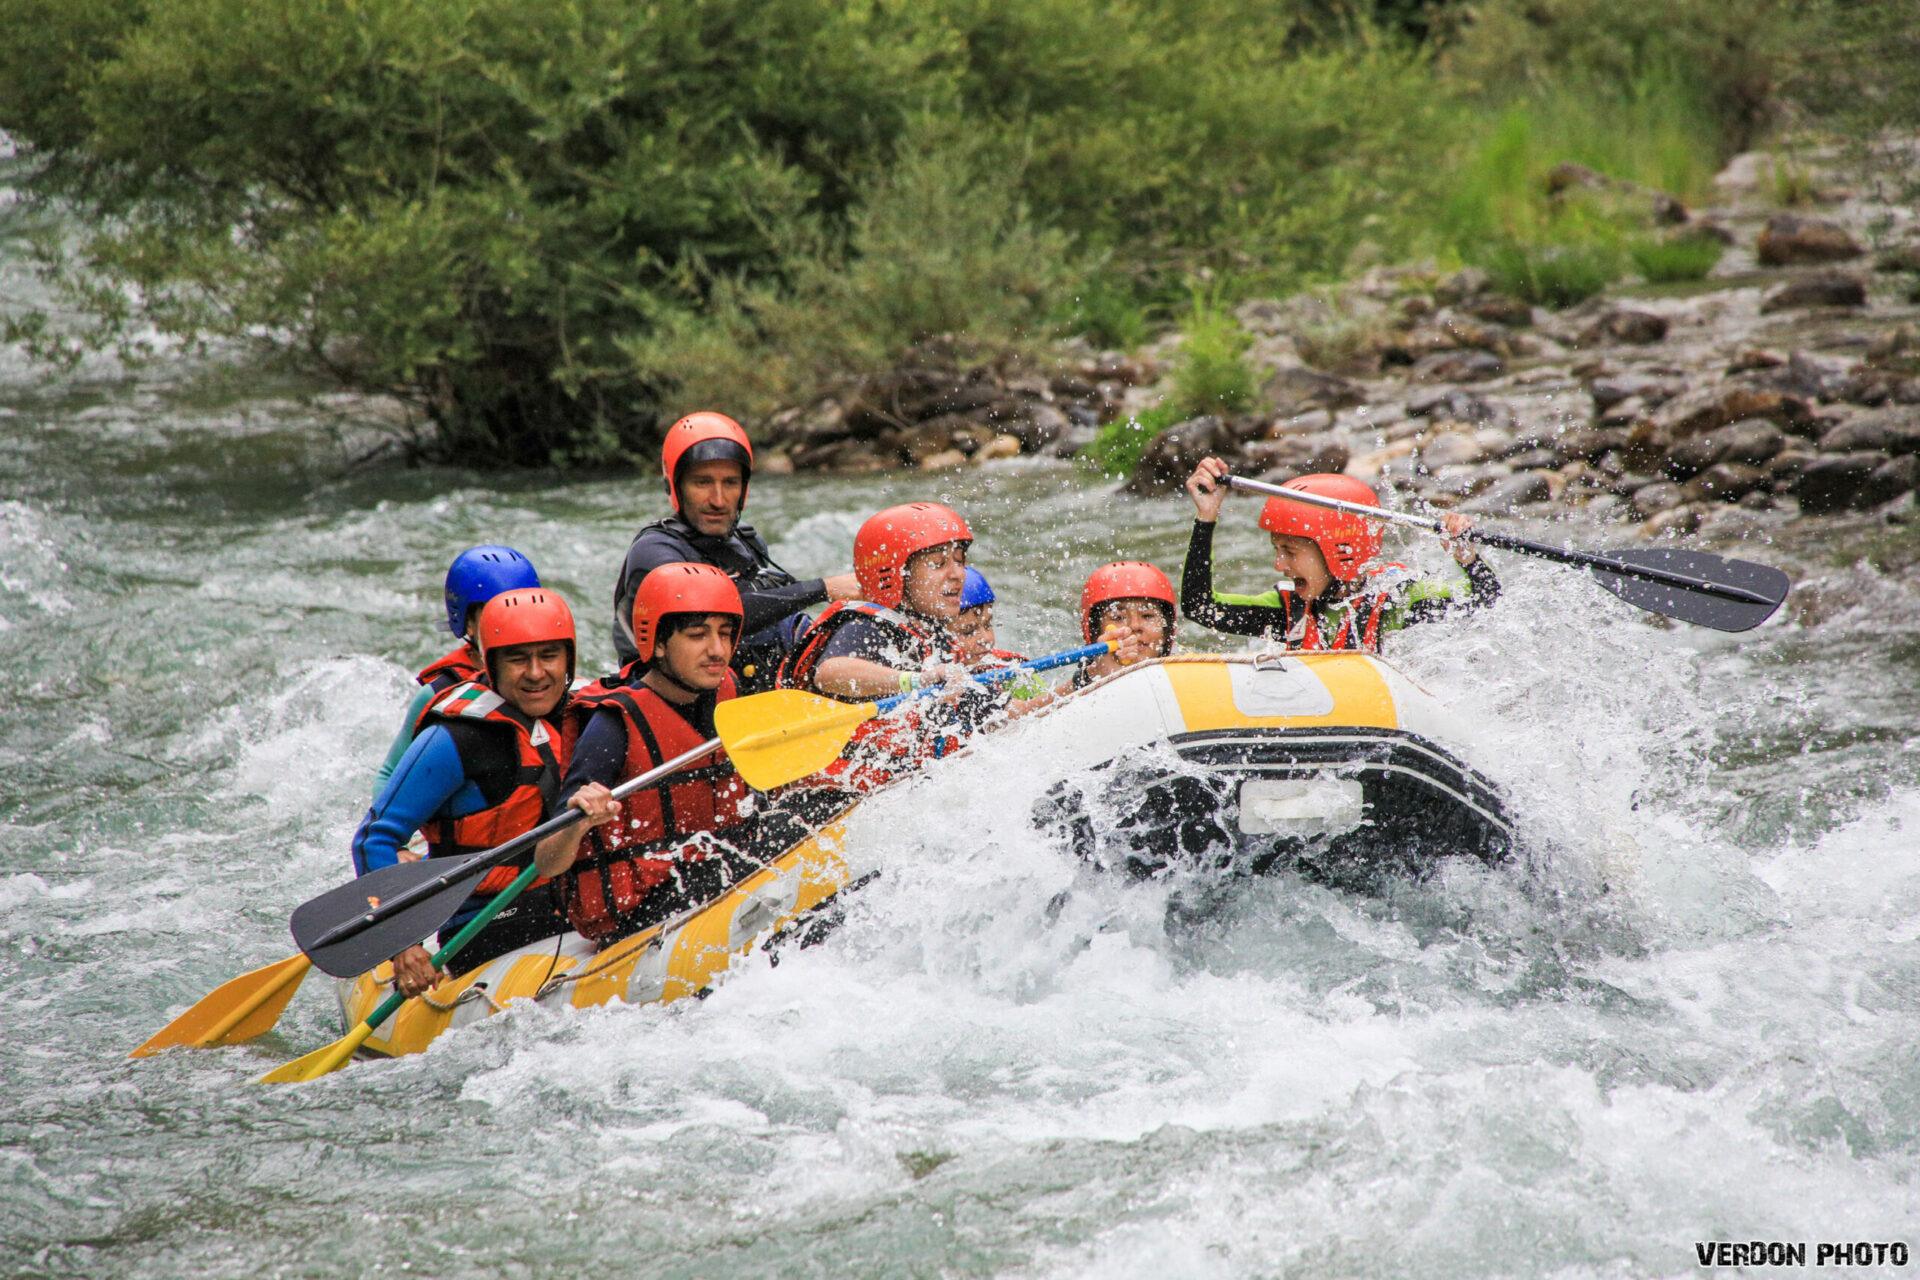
715;641;1115;791
1225;474;1789;632
291;738;723;980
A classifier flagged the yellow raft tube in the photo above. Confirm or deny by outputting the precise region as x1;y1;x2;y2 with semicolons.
337;652;1511;1057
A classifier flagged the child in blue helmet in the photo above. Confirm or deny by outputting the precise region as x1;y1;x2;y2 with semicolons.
952;567;1053;699
371;545;540;793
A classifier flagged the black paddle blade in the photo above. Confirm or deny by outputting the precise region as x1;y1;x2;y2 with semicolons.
1588;547;1789;633
290;854;488;978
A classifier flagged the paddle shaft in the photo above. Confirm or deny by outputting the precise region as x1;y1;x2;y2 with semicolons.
1225;474;1776;607
874;640;1116;712
300;738;720;957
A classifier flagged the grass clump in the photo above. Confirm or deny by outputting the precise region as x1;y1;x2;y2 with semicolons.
1630;231;1727;282
1082;288;1254;477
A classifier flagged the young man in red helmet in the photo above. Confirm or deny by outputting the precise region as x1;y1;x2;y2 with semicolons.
778;503;1045;789
1181;456;1499;652
351;589;620;996
612;411;861;691
537;563;768;945
1073;561;1178;688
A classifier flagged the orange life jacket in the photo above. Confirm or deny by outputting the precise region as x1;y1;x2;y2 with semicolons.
417;682;565;896
561;671;751;942
416;644;483;693
775;601;958;793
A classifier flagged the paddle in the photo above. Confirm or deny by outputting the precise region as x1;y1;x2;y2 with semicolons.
131;953;313;1057
291;738;724;980
1225;474;1788;632
258;860;545;1083
716;641;1114;791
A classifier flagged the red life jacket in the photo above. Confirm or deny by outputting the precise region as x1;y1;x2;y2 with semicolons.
418;682;565;896
416;644;483;693
561;671;751;943
1284;563;1407;654
775;601;957;793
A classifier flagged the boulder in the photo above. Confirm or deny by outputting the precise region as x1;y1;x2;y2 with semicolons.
1620;420;1678;471
1558;426;1633;462
1243;438;1352;477
1125;415;1230;496
1262;408;1335;438
1504;447;1563;471
1864;455;1920;505
1411;350;1504;383
1590;373;1678;410
977;433;1023;462
1793;451;1894;513
1406;387;1499;422
1653;383;1814;439
1459;470;1553;514
1583;308;1670;346
1435;267;1491;304
1756;215;1864;266
1817;409;1920;456
1598;396;1648;427
1642;505;1703;539
1668;419;1788;478
995;401;1070;453
1417;431;1491;469
1728;349;1787;374
1760;272;1868;313
918;448;968;471
1630;481;1688;519
1876;242;1920;274
1262;365;1365;416
1464;294;1534;327
1684;462;1769;503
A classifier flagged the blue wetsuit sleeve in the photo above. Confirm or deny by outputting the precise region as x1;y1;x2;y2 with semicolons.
351;725;470;876
371;684;439;795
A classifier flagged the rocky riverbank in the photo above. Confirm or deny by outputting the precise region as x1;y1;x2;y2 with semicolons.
758;145;1920;537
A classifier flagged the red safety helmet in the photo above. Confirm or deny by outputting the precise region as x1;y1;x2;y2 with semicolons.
661;411;753;514
1080;561;1177;644
1257;474;1385;582
630;562;745;664
475;587;577;684
854;503;973;609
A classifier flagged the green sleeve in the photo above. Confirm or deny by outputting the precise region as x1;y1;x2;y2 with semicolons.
373;684;438;795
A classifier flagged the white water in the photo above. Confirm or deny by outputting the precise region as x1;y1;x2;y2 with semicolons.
2;315;1919;1274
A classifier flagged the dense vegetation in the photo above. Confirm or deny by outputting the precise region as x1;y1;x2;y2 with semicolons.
0;0;1911;465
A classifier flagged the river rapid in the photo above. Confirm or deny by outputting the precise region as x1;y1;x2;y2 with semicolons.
4;298;1920;1275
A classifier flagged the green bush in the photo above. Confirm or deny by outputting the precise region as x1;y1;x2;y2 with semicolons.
1081;289;1253;477
1484;237;1623;308
1630;232;1726;283
1082;403;1181;479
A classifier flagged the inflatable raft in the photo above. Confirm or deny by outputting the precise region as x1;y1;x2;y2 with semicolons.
336;652;1511;1057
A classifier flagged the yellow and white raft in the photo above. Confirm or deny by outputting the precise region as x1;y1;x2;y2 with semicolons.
336;652;1511;1058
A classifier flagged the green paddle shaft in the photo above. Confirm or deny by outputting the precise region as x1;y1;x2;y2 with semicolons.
359;860;543;1037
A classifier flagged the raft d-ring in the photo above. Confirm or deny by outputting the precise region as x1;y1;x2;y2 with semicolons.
1252;649;1291;671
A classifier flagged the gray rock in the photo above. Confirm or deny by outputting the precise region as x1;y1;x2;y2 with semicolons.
1642;505;1704;538
1760;272;1868;313
1506;448;1563;471
1412;350;1505;383
996;401;1070;453
1263;365;1365;416
1653;383;1814;439
1864;455;1920;505
1684;463;1769;503
1461;470;1553;514
1418;432;1491;469
1598;396;1648;427
1737;489;1776;511
1583;308;1670;346
1757;215;1864;266
1048;423;1098;458
1630;481;1688;519
1464;294;1534;327
1242;437;1351;477
1407;388;1499;422
1125;415;1230;496
1559;426;1633;461
1793;451;1893;513
1768;351;1856;400
1670;419;1789;479
1590;373;1676;410
1817;409;1920;456
1264;408;1335;437
1435;267;1491;304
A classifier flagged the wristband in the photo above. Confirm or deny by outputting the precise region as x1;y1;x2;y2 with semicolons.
898;671;919;693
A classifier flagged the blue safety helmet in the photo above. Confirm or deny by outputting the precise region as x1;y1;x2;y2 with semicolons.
960;566;996;611
443;545;540;637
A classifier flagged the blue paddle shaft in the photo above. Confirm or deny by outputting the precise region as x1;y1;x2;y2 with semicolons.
873;642;1113;713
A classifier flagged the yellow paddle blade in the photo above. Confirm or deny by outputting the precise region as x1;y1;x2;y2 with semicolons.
715;689;878;791
131;954;312;1057
255;1019;378;1085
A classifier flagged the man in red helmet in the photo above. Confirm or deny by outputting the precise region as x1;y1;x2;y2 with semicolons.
351;589;620;995
1180;456;1500;652
612;411;860;690
778;503;1045;789
538;563;775;944
1074;561;1178;687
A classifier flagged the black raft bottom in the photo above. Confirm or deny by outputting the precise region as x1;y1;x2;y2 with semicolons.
1034;727;1515;893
